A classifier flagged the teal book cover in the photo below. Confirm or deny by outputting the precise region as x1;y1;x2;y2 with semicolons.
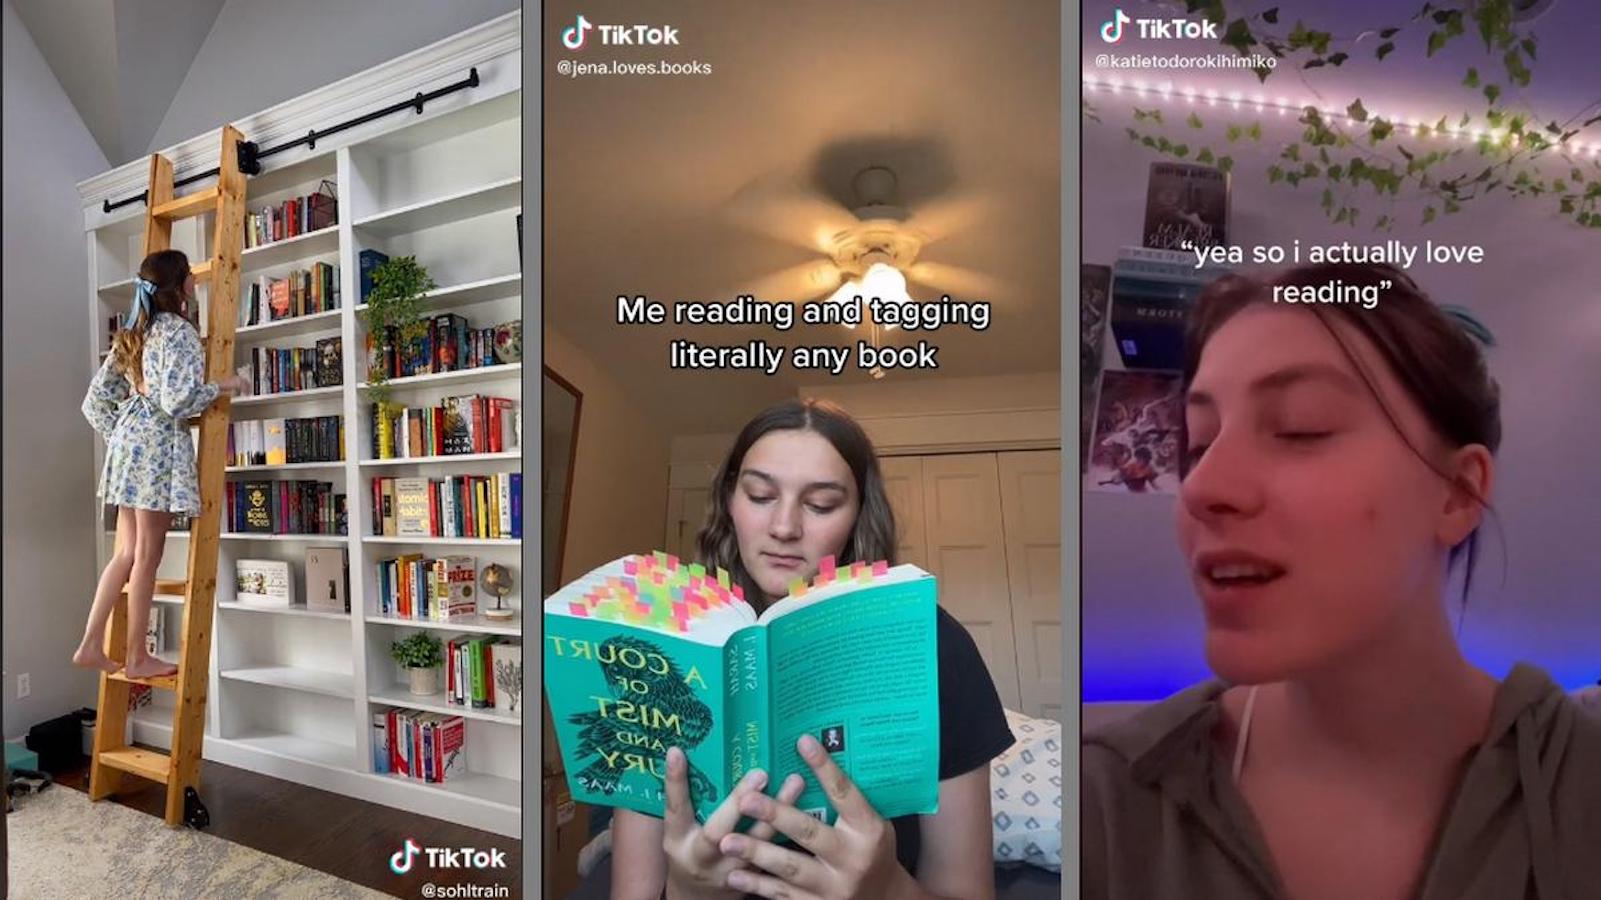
543;552;939;827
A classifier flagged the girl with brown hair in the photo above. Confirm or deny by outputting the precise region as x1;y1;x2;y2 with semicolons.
74;249;249;679
1083;263;1601;900
609;398;1015;900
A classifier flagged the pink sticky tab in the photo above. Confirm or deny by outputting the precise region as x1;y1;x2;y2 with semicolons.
569;602;589;617
732;584;744;601
667;554;679;569
820;555;837;577
872;560;889;576
623;558;638;576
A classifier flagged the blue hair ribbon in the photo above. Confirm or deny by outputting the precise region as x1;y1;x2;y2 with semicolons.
125;277;156;329
1439;303;1496;348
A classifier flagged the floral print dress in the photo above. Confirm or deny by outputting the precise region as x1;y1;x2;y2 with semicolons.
82;312;219;514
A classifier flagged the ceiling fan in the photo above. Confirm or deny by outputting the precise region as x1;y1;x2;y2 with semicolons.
718;161;1003;330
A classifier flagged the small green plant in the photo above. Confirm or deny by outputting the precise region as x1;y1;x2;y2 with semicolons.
361;255;436;404
390;632;443;669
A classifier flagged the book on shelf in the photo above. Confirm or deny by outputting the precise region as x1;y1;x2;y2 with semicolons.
358;249;389;304
544;552;939;825
364;317;523;382
373;711;390;774
245;185;337;249
446;635;506;709
305;546;350;613
243;343;340;395
241;264;340;327
236;559;294;607
369;473;521;539
381;707;465;783
371;397;519;460
375;554;481;622
145;604;164;655
227;480;346;536
228;416;343;467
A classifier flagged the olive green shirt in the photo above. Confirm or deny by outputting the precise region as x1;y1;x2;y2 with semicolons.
1083;664;1601;899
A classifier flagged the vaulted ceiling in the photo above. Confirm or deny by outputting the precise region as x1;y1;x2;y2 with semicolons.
11;0;226;165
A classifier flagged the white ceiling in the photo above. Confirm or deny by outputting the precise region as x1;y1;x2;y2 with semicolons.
12;0;225;165
544;0;1064;433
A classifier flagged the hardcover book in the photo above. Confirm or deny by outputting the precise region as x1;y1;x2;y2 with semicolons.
1142;161;1230;251
544;552;939;827
305;546;349;613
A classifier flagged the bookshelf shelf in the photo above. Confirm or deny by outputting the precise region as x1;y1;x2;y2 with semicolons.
359;451;520;467
363;535;520;546
83;17;523;838
240;225;340;273
357;362;521;392
221;532;349;542
236;308;342;342
217;602;351;621
368;689;522;726
219;665;355;700
356;272;521;317
226;460;346;473
353;176;521;238
231;386;343;407
366;613;522;637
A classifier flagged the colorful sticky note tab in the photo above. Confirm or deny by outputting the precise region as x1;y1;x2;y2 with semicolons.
568;602;589;617
872;560;889;576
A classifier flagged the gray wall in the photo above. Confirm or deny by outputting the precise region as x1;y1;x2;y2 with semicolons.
1081;107;1601;700
146;0;518;154
3;0;112;739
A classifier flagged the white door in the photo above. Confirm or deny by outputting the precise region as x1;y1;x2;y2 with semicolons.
878;455;927;569
662;486;712;562
997;451;1063;720
919;454;1023;711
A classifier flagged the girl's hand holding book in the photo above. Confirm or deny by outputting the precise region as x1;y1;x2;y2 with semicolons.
717;734;923;900
663;746;806;900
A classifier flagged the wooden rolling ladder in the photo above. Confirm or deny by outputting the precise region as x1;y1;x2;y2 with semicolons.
88;125;249;828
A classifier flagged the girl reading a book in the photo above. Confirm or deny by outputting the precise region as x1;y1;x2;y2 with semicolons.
610;399;1015;900
1083;263;1601;899
74;249;249;679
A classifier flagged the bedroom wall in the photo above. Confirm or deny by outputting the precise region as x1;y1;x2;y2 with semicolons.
1081;96;1601;701
2;0;113;738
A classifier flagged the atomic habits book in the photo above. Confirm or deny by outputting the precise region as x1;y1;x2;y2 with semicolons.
543;552;939;827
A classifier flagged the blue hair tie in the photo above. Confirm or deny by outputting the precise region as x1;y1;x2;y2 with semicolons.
1439;304;1496;348
126;277;156;329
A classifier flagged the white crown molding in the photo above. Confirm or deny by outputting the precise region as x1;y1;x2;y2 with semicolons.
76;9;520;208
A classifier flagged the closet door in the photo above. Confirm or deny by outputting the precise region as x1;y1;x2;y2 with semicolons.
878;455;927;569
997;450;1062;720
663;485;712;562
921;454;1023;710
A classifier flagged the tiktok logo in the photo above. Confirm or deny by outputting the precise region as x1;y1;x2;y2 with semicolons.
389;838;422;874
1100;9;1131;44
563;14;593;50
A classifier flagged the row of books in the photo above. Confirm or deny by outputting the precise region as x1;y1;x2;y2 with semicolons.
247;186;337;248
373;708;465;782
447;636;520;711
228;416;345;466
237;340;342;396
371;397;518;460
229;480;348;536
372;474;522;540
239;264;341;327
376;554;478;621
364;316;522;381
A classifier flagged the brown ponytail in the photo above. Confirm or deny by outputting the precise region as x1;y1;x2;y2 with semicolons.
111;249;191;392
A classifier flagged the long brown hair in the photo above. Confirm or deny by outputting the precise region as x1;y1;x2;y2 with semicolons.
695;398;898;611
110;249;191;392
1181;262;1501;609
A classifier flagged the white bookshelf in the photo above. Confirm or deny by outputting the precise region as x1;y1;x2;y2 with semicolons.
82;12;524;839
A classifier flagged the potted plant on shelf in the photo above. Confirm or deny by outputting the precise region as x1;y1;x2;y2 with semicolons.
359;254;436;409
391;632;444;695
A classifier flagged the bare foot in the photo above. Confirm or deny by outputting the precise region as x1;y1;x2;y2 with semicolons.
72;645;121;674
122;656;179;679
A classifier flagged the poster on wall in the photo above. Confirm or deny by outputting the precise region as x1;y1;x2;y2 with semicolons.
1142;162;1230;251
1085;370;1183;495
1080;264;1112;473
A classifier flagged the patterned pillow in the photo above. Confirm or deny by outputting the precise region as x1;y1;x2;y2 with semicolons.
990;709;1062;872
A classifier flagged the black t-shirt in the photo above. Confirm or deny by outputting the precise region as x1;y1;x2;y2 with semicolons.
887;606;1015;875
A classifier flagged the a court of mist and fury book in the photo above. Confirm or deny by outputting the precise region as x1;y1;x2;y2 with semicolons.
543;551;939;827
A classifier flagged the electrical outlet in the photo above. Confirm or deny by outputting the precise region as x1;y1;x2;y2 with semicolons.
17;673;30;699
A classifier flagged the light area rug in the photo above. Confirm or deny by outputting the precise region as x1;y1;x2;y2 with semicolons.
7;785;394;899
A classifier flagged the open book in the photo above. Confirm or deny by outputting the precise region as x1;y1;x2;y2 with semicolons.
543;551;939;826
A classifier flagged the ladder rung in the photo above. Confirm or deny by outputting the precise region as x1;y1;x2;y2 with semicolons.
124;579;188;597
108;669;179;691
152;187;219;221
98;746;172;784
191;258;214;279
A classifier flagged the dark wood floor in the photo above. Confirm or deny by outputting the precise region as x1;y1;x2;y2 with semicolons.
51;744;523;898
